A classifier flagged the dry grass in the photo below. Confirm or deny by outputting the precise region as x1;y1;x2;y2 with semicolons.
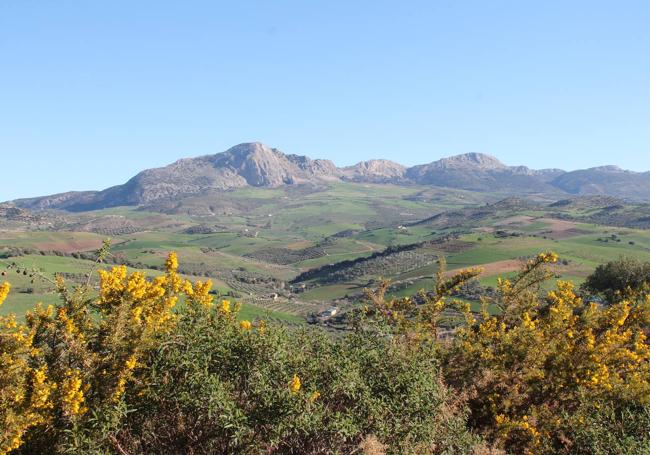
38;238;104;253
444;259;523;279
358;435;387;455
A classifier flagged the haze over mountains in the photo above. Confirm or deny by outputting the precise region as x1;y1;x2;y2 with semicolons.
10;142;650;211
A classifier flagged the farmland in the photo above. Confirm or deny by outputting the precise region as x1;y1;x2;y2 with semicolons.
2;183;650;324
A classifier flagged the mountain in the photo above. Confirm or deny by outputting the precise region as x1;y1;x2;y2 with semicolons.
341;159;406;183
9;142;650;211
405;153;565;193
551;166;650;200
14;143;342;211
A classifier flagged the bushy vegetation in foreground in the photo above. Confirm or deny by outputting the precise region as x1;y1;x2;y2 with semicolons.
1;247;649;454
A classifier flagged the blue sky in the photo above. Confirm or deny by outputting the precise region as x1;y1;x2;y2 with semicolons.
1;1;649;200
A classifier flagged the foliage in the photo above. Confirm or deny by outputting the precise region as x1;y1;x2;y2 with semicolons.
0;246;479;454
110;299;479;454
2;245;649;454
583;256;650;302
0;242;192;454
366;252;650;454
447;253;650;453
562;400;650;455
0;281;36;455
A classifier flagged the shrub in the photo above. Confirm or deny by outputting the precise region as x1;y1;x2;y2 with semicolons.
0;248;479;454
583;256;650;302
2;248;649;454
1;243;188;454
111;301;479;454
364;252;650;454
563;400;650;455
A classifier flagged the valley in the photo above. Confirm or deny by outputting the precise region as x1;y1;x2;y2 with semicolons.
3;173;650;327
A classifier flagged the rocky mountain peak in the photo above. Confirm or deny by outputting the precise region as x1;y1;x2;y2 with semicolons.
213;142;283;166
433;153;506;170
342;159;406;182
210;142;296;186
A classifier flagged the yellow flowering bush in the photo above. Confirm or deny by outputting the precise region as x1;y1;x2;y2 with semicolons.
442;253;650;453
361;257;483;343
363;251;650;453
0;282;9;303
0;246;212;454
0;282;33;454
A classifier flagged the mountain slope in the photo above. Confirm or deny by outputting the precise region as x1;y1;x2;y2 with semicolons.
14;143;342;211
9;143;650;211
341;159;406;183
552;166;650;200
405;153;565;193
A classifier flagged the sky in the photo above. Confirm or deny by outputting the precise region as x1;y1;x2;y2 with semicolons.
1;1;649;200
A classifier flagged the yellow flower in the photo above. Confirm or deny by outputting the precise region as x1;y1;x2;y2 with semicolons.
128;273;152;300
61;369;86;416
522;312;536;329
240;320;252;330
187;279;213;307
290;374;301;394
125;355;137;370
182;280;194;296
309;391;320;402
165;252;179;272
30;367;54;410
131;305;143;323
113;377;127;403
57;308;78;337
0;281;10;305
220;300;231;314
539;251;559;263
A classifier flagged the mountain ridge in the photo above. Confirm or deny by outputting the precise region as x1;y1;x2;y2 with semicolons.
10;142;650;211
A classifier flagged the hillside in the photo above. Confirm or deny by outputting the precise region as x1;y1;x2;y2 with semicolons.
552;165;650;200
12;143;343;211
9;142;650;212
405;153;565;194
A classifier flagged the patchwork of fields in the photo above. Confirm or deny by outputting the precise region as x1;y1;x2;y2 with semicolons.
2;183;650;324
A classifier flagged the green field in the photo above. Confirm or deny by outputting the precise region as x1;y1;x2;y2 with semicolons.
3;183;650;324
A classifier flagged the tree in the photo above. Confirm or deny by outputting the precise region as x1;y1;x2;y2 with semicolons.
582;256;650;302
